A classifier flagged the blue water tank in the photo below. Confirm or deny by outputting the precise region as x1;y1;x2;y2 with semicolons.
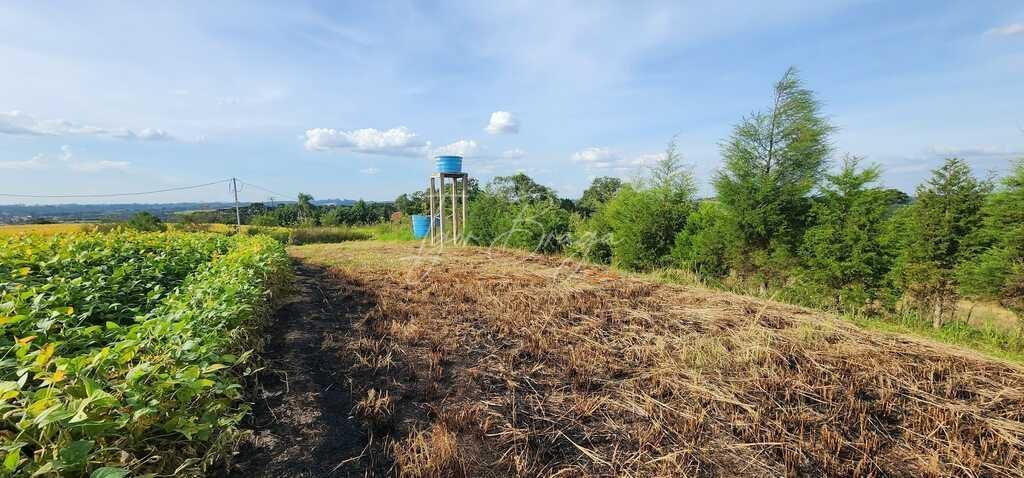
435;155;463;174
411;214;431;238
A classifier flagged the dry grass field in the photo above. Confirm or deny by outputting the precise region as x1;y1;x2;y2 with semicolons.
0;223;92;235
231;241;1024;477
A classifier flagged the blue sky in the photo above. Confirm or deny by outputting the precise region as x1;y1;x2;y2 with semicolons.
1;1;1022;204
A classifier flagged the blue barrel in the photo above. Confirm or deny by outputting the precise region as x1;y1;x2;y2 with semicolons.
435;155;463;173
411;214;431;239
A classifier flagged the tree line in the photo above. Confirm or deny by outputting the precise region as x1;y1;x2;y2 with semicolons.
178;193;398;227
450;67;1022;329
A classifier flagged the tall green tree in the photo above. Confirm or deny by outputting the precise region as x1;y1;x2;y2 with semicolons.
714;66;835;277
296;193;317;226
894;158;991;327
488;173;557;204
578;177;623;216
800;156;894;309
958;160;1024;314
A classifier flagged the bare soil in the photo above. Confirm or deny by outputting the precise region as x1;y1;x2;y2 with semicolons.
227;262;385;477
234;242;1024;477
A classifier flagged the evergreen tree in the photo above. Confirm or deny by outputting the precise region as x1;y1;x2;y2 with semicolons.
647;138;697;200
714;66;835;278
894;158;991;327
603;143;696;271
958;160;1024;314
800;156;894;309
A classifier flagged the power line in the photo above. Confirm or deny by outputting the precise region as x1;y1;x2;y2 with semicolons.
236;179;288;198
0;179;231;199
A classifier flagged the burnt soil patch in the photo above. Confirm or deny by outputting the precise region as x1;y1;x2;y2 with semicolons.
227;261;383;477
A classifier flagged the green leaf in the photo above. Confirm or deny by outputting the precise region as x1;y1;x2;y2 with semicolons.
202;363;229;374
91;467;129;478
59;440;93;467
3;446;20;471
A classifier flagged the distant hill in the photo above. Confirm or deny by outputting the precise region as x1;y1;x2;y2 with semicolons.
0;199;360;223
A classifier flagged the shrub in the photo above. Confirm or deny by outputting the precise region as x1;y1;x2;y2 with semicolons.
466;194;570;253
604;186;690;271
671;201;734;278
126;211;166;232
287;227;371;245
245;225;291;243
465;194;513;246
568;208;614;264
499;202;571;253
250;213;281;227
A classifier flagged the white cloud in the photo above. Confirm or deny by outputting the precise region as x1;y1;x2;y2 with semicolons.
0;154;49;170
501;148;526;159
69;160;131;172
571;147;663;172
985;23;1024;36
485;111;519;134
360;167;380;175
303;126;429;156
571;147;618;165
0;110;177;141
927;145;1023;158
0;145;131;173
433;139;478;157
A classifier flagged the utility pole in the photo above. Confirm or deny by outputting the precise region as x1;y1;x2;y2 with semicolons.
231;177;241;232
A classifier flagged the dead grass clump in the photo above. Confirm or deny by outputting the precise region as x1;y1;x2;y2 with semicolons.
393;423;465;478
302;243;1024;477
354;388;394;427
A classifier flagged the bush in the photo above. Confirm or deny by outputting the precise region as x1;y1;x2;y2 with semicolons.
500;202;571;253
287;227;371;245
250;213;281;227
604;186;691;271
245;225;291;243
126;211;166;232
465;194;513;246
568;208;614;264
466;194;570;253
671;201;734;278
360;221;415;242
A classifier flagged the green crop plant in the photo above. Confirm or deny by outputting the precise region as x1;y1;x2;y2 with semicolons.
0;231;290;476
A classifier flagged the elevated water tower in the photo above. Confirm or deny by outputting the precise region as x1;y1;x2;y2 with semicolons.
427;155;469;245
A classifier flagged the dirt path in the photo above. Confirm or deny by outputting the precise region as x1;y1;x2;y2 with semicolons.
228;261;378;477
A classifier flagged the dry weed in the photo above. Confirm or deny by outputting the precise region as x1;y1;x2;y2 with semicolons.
307;243;1024;477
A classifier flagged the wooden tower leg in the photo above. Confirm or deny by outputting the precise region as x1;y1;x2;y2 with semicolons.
451;175;457;243
461;176;467;242
438;176;445;245
428;176;436;245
